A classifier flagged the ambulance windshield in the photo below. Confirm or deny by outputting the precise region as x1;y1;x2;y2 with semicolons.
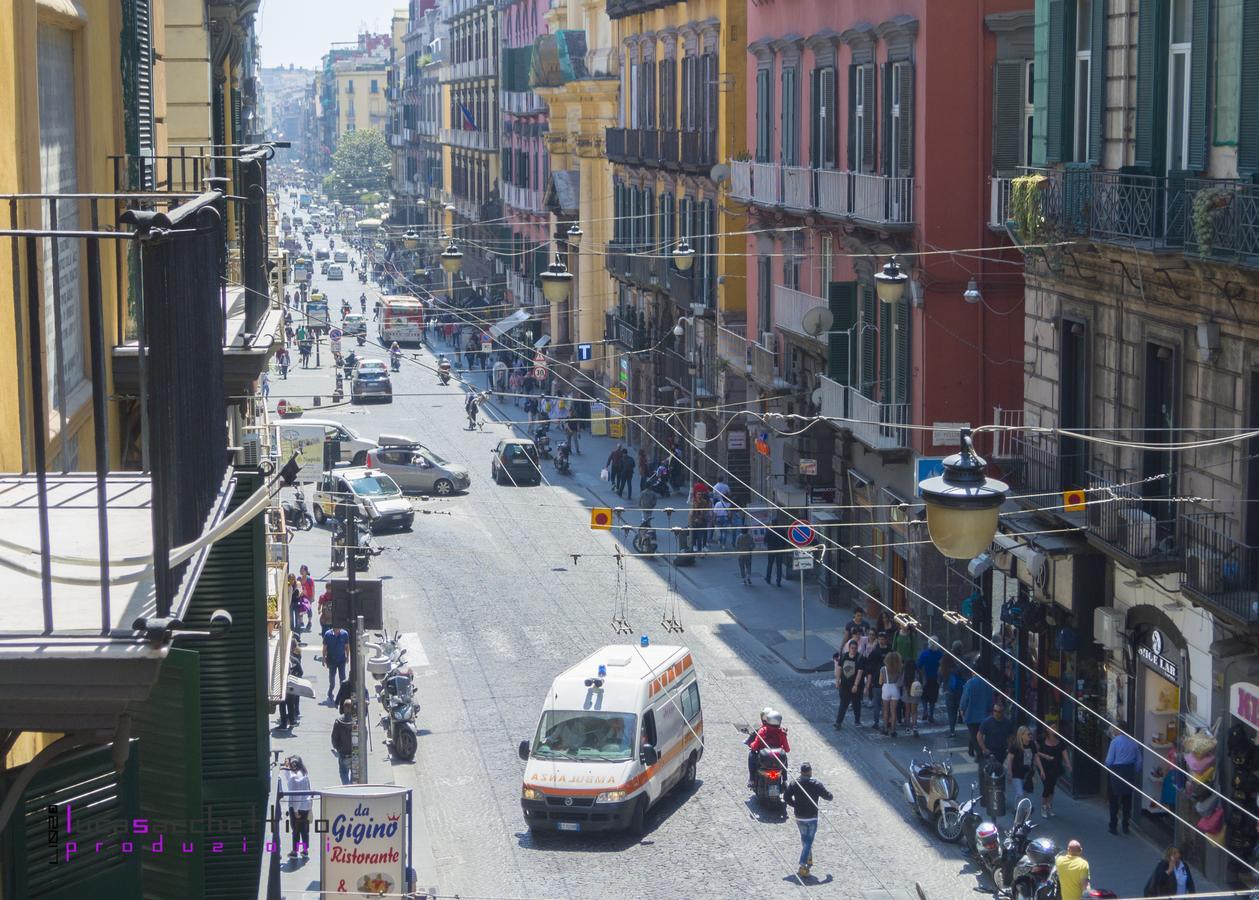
532;711;638;761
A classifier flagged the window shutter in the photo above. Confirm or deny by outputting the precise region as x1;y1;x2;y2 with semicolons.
881;62;893;175
862;64;877;172
121;0;155;190
993;60;1026;173
860;285;877;393
1088;0;1106;164
896;62;914;177
1046;0;1067;164
1134;0;1163;171
810;68;821;167
822;67;836;168
757;68;772;162
1241;0;1259;173
705;53;719;136
827;281;857;384
1187;0;1211;170
894;297;910;404
658;59;668;129
782;68;795;165
847;64;858;168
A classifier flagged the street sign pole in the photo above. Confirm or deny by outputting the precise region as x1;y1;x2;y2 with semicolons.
346;505;367;784
800;553;806;662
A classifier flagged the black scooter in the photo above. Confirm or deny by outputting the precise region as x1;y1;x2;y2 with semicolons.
554;440;571;475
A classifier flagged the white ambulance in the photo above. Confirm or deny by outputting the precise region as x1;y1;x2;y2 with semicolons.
517;643;703;835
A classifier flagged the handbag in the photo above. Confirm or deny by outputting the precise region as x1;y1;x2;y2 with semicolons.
600;468;609;481
1199;804;1225;834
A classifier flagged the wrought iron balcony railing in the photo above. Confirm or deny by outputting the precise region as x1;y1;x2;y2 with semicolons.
1181;511;1259;624
604;309;647;351
1086;462;1181;571
1183;178;1259;267
660;130;680;168
680;130;716;173
735;160;915;228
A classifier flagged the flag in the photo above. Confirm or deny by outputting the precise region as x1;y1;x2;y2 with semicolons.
459;102;477;131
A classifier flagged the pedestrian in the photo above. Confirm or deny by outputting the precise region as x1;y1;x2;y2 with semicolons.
1104;725;1142;835
330;700;355;784
317;583;334;631
1143;846;1195;897
524;394;538;426
299;565;315;630
977;702;1014;771
865;632;890;715
638;449;650;493
843;608;870;647
1007;725;1043;808
566;416;582;455
281;756;313;858
466;394;479;430
916;637;943;723
892;622;917;671
277;347;290;379
287;574;304;638
606;445;625;494
1036;724;1071;817
1055;840;1091;900
277;635;302;731
940;646;965;738
902;659;922;737
322;623;351;702
879;650;903;736
617;449;635;500
493;358;508;393
735;528;754;584
712;477;731;500
261;370;270;400
833;641;865;729
687;503;709;552
959;670;995;758
784;762;833;880
712;494;731;547
874;611;895;641
764;518;788;586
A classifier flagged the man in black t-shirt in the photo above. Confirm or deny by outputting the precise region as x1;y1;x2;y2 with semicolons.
864;633;890;722
833;641;866;728
843;609;870;646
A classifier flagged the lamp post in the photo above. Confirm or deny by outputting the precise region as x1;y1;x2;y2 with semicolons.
440;240;463;310
673;311;702;488
917;427;1009;559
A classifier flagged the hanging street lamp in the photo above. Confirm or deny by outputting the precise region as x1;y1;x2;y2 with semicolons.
673;241;695;272
440;242;464;275
874;255;909;304
917;427;1009;559
539;255;574;303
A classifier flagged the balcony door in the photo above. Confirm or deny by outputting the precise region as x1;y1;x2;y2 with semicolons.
1059;319;1089;491
1140;342;1178;545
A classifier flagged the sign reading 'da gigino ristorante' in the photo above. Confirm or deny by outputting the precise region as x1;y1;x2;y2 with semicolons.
320;785;409;898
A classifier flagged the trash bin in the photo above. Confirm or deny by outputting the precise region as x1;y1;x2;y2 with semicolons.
980;760;1006;817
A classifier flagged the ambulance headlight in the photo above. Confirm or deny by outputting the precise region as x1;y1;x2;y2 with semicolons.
595;790;627;803
521;786;544;801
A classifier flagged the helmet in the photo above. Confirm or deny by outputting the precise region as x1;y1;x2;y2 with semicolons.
763;709;783;727
1025;836;1058;864
759;706;774;724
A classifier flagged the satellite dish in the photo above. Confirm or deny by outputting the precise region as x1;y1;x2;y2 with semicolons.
801;306;834;338
710;163;730;184
811;386;823;407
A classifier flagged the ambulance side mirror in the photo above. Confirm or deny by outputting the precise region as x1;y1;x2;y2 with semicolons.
640;745;659;766
518;740;531;761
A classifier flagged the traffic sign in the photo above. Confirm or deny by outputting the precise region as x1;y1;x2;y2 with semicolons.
792;550;815;571
1063;489;1087;512
576;342;593;362
590;507;613;530
788;519;814;547
329;327;343;342
276;399;289;416
533;366;547;381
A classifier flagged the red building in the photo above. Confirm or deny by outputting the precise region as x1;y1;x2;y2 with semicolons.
728;0;1031;620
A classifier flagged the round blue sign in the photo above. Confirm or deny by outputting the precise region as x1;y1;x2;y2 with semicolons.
788;520;814;547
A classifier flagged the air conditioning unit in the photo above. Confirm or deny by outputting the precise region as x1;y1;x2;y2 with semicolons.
1094;606;1125;651
761;331;776;353
239;432;263;468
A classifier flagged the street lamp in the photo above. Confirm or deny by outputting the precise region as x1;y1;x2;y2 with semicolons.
673;241;695;272
917;427;1010;559
403;228;420;250
567;223;583;240
539;255;574;303
874;255;909;304
963;277;983;304
440;242;464;275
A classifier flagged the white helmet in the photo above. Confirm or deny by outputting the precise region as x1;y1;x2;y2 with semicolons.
759;706;774;724
763;709;783;727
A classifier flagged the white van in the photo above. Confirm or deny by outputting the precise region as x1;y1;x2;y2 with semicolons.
517;643;703;835
277;419;377;476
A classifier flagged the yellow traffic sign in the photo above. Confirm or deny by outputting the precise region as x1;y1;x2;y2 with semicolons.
590;507;613;530
1063;489;1086;512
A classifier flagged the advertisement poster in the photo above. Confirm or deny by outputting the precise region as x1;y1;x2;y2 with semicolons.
321;785;410;898
608;387;627;439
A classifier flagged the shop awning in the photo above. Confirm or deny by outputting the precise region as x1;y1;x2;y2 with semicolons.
489;308;530;338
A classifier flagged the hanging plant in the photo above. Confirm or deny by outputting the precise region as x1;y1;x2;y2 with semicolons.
1009;174;1048;243
731;149;753;162
1191;186;1233;256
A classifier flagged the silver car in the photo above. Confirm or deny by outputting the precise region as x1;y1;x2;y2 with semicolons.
362;444;470;496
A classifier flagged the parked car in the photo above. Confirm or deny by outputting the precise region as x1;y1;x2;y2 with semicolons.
328;263;345;280
490;439;541;486
351;359;392;403
311;467;413;532
333;249;349;263
363;440;470;496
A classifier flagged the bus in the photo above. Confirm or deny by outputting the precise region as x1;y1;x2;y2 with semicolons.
378;296;425;345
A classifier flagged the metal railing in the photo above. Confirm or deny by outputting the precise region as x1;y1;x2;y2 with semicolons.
604;310;646;350
989;176;1013;229
1086;463;1180;565
660;130;680;168
680;130;715;172
750;162;780;206
1181;511;1259;623
772;284;827;343
739;162;914;227
749;337;778;389
440;57;497;81
1089;170;1185;247
819;376;910;449
439;128;498;151
816;168;851;218
641;129;659;165
444;0;493;21
501;90;546;115
1183;178;1259;266
783;166;813;211
605;128;627;163
1010;432;1062;496
717;323;749;370
503;183;543;214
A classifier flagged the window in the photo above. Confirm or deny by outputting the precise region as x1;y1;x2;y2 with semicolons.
1059;319;1088;489
1167;0;1192;171
755;68;772;162
629;56;640;127
781;68;798;165
850;64;875;172
1024;60;1035;166
757;257;771;338
783;234;802;290
812;66;836;169
641;709;658;747
370;79;379;93
820;234;833;287
680;682;701;720
1073;0;1091;162
889;61;912;177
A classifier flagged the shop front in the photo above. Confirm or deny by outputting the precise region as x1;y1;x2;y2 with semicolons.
1215;646;1259;887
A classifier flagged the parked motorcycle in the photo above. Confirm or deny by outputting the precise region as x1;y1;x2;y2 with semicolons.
975;797;1037;895
631;512;658;554
281;486;314;532
383;693;418;761
899;747;962;841
957;781;985;852
1009;835;1058;899
330;517;381;572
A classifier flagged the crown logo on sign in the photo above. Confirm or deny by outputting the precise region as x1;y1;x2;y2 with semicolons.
387;815;400;822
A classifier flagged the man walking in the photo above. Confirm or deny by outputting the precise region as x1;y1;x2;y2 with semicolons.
765;518;788;586
606;445;626;495
1054;840;1090;900
833;641;866;728
976;701;1013;768
322;623;351;702
959;670;995;758
735;528;754;584
330;700;355;784
1104;726;1142;834
784;763;833;880
618;449;636;500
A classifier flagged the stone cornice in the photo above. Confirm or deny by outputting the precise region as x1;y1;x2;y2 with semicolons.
985;11;1035;34
748;37;775;66
771;34;805;68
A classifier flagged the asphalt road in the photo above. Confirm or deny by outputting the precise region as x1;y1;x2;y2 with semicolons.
271;207;1004;900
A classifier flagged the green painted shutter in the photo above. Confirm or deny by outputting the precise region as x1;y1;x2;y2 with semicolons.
782;68;794;165
881;62;892;175
827;281;857;384
756;68;770;162
879;295;892;399
1187;0;1211;170
993;60;1026;172
120;0;155;190
862;65;877;172
894;296;910;404
821;67;836;168
860;285;877;394
1241;0;1259;173
847;65;858;168
1134;0;1164;172
896;62;914;177
1046;0;1067;163
1088;0;1106;164
132;648;204;899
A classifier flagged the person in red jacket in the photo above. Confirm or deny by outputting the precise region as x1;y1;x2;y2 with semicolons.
747;708;790;787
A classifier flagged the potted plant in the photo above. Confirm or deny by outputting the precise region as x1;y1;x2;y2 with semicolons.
731;150;752;162
1009;174;1048;243
1191;186;1234;256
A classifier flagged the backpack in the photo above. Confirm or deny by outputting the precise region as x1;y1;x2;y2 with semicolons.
910;677;923;698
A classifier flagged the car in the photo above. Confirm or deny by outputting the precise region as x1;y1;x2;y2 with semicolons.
311;467;414;532
362;441;470;496
333;250;348;263
490;438;541;486
328;264;345;280
315;248;330;260
351;359;392;403
343;313;368;335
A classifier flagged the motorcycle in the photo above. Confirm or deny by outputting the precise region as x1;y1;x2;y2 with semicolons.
631;512;658;554
357;333;367;347
976;797;1037;895
330;517;381;572
957;782;985;853
280;485;314;532
1009;835;1058;899
554;440;571;475
438;361;451;385
739;728;790;814
359;270;367;283
899;747;962;841
342;352;358;380
532;426;552;460
390;353;401;372
383;692;418;761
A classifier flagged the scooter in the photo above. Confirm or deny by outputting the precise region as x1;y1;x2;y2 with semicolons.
390;353;401;372
342;352;358;380
739;731;790;815
383;693;418;761
631;512;658;554
281;485;314;532
976;797;1037;895
357;333;367;347
554;440;571;475
957;781;985;852
532;426;552;460
438;361;451;385
899;746;962;842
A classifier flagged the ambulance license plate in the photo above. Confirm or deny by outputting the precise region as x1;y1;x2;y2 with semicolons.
557;822;580;832
768;786;780;798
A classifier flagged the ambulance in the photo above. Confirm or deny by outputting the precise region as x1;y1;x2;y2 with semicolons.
517;643;703;835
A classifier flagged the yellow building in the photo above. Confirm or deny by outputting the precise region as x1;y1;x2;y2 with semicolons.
336;62;390;136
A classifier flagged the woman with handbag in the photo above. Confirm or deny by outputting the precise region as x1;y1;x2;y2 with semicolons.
902;659;923;737
1006;726;1043;808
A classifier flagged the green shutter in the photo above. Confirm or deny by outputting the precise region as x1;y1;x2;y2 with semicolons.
881;62;892;175
1187;0;1211;170
1046;0;1067;163
993;60;1026;172
810;68;821;167
132;648;204;899
1134;0;1166;172
896;62;914;177
860;285;877;393
781;68;793;165
1241;0;1259;173
120;0;154;190
862;65;877;172
1088;0;1106;164
894;297;910;404
879;294;892;398
847;65;858;168
827;281;858;384
821;67;837;168
756;68;770;162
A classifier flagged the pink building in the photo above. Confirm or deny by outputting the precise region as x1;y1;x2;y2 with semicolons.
729;0;1031;617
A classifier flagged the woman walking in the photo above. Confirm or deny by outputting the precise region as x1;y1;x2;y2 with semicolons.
281;756;313;858
902;659;923;737
1143;847;1196;897
1006;726;1043;808
287;573;304;639
1036;725;1072;817
880;651;904;737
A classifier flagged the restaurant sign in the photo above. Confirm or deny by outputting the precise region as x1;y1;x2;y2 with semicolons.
321;785;410;898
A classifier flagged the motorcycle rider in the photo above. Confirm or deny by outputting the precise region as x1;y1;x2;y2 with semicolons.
555;437;571;473
746;707;790;788
438;356;452;385
784;763;833;880
389;341;402;371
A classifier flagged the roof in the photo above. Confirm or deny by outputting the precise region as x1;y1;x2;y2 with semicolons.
546;170;579;215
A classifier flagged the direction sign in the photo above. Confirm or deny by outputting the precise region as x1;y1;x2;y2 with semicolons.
577;342;593;362
792;550;815;571
787;519;814;547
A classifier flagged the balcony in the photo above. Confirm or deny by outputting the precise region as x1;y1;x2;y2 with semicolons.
439;127;498;152
604;241;631;279
773;284;828;343
1183;178;1259;267
439;56;497;82
506;269;541;307
605;309;648;351
818;375;911;450
1034;166;1185;248
629;252;666;289
444;0;493;22
731;159;752;200
989;176;1013;230
502;90;546;115
606;0;677;19
750;162;781;206
1085;463;1181;574
1181;511;1259;626
749;337;780;391
660;130;679;168
641;129;660;165
783;166;813;211
739;161;915;229
717;323;749;371
504;182;544;215
680;130;716;174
